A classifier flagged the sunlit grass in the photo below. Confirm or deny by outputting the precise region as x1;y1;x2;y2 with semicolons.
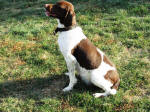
0;0;150;111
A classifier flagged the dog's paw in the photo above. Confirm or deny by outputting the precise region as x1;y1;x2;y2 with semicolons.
93;93;105;98
65;72;69;76
63;86;72;92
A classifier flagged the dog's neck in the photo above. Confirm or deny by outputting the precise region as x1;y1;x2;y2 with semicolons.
57;19;65;28
54;19;76;34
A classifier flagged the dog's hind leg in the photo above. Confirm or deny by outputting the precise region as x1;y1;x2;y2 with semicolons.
65;72;69;76
93;88;117;98
91;75;117;98
63;55;77;92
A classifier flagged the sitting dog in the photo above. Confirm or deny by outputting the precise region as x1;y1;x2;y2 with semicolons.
44;1;120;98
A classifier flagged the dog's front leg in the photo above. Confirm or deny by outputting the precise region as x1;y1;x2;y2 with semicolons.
63;55;77;92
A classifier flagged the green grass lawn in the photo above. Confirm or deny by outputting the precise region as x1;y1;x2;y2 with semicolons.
0;0;150;111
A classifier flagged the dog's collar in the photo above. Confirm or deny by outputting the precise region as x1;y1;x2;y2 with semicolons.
54;25;77;35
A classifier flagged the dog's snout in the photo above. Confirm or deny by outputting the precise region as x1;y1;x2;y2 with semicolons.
44;4;53;9
45;4;49;8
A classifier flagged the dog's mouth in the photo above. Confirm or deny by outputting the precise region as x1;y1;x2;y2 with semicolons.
45;10;57;17
45;11;50;16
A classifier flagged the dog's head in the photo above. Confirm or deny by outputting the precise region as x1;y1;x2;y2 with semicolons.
44;1;76;27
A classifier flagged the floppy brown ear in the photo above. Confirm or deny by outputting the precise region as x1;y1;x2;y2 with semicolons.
63;4;76;27
65;5;74;18
65;6;69;18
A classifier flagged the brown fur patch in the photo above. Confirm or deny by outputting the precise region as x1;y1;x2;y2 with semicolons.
103;55;114;66
104;70;120;89
71;39;101;70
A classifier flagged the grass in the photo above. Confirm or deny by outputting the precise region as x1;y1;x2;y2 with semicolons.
0;0;150;111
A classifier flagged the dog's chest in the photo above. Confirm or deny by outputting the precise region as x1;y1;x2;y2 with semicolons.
57;27;86;55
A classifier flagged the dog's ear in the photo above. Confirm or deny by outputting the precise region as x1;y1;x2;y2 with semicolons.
57;1;76;27
64;6;76;27
65;4;75;18
65;6;70;18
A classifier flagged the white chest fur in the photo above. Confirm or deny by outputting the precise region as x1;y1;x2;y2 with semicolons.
57;27;86;56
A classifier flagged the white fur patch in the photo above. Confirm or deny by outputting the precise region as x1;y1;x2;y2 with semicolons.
57;19;65;28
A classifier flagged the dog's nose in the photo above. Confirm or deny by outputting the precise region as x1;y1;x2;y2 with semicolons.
45;4;49;8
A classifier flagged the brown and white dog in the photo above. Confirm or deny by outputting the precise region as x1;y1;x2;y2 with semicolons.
44;1;120;97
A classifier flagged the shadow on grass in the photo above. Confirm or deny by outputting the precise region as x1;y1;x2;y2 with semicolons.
0;75;68;100
0;74;100;100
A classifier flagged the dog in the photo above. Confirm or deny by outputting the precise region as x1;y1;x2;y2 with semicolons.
44;1;120;98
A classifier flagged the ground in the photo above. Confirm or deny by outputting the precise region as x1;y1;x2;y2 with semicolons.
0;0;150;111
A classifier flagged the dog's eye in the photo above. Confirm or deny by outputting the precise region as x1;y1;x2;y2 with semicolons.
54;5;60;9
56;5;59;8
